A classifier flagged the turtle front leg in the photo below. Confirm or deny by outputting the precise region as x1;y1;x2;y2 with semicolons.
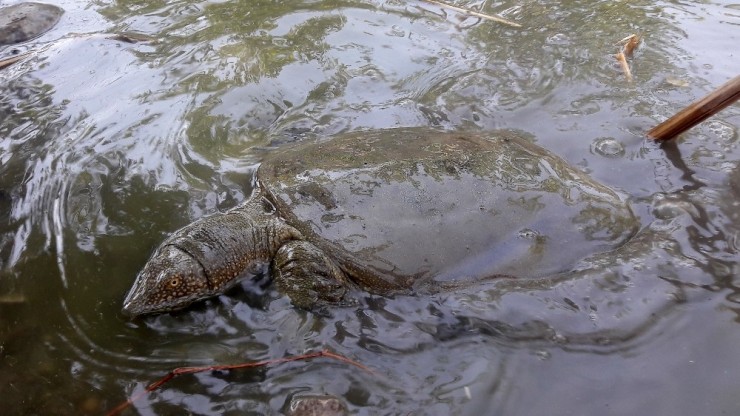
272;240;353;310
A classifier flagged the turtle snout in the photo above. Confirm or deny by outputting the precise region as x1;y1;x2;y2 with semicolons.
122;245;211;317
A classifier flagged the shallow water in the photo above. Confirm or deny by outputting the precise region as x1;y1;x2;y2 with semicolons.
0;0;739;415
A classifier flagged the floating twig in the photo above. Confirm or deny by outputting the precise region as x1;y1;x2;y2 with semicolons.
420;0;521;28
647;75;740;141
615;51;632;82
0;292;27;304
107;33;156;44
614;33;641;81
617;34;641;57
0;52;32;70
105;349;372;416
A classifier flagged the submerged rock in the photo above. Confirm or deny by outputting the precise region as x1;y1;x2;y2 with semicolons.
0;2;64;45
285;395;348;416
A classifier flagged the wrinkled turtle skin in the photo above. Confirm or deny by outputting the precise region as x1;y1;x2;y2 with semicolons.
123;129;639;316
0;3;64;46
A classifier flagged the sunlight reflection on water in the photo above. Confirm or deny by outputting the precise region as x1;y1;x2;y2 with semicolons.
0;0;738;415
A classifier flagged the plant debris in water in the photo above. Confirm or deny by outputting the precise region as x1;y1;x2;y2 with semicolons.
105;349;372;416
614;33;642;81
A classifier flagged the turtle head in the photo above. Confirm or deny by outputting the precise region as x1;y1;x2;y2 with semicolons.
122;245;211;317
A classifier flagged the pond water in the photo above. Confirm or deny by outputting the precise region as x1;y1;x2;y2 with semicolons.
1;0;739;415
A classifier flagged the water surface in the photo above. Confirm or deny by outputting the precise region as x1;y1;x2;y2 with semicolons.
1;0;739;414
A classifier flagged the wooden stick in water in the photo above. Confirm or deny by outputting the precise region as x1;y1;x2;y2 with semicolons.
615;51;632;82
648;75;740;141
0;52;31;70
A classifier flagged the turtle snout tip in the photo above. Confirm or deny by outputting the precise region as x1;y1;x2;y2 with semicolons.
121;289;146;318
120;300;139;318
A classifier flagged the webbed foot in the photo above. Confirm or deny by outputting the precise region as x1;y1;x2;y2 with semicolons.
272;240;353;310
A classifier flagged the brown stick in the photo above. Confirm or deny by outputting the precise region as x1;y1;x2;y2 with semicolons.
105;349;373;416
614;34;640;82
0;52;32;70
619;34;641;57
648;75;740;141
615;51;632;82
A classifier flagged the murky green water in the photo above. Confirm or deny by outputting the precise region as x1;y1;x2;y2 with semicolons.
1;0;739;414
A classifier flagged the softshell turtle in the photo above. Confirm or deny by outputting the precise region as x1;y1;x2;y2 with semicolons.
0;2;64;46
122;129;638;316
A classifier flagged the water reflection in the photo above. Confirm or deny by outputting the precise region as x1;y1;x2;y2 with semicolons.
0;0;739;415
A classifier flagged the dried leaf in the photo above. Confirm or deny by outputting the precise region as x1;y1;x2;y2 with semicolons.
615;51;632;81
622;34;641;57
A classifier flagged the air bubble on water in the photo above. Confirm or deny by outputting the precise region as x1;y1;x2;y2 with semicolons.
653;202;683;220
388;25;405;37
518;228;539;239
551;332;568;344
705;120;737;143
658;240;678;250
720;161;738;173
591;137;625;158
652;196;699;220
534;350;551;360
545;33;569;45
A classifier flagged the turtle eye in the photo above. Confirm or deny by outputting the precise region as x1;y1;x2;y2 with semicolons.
168;277;181;288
